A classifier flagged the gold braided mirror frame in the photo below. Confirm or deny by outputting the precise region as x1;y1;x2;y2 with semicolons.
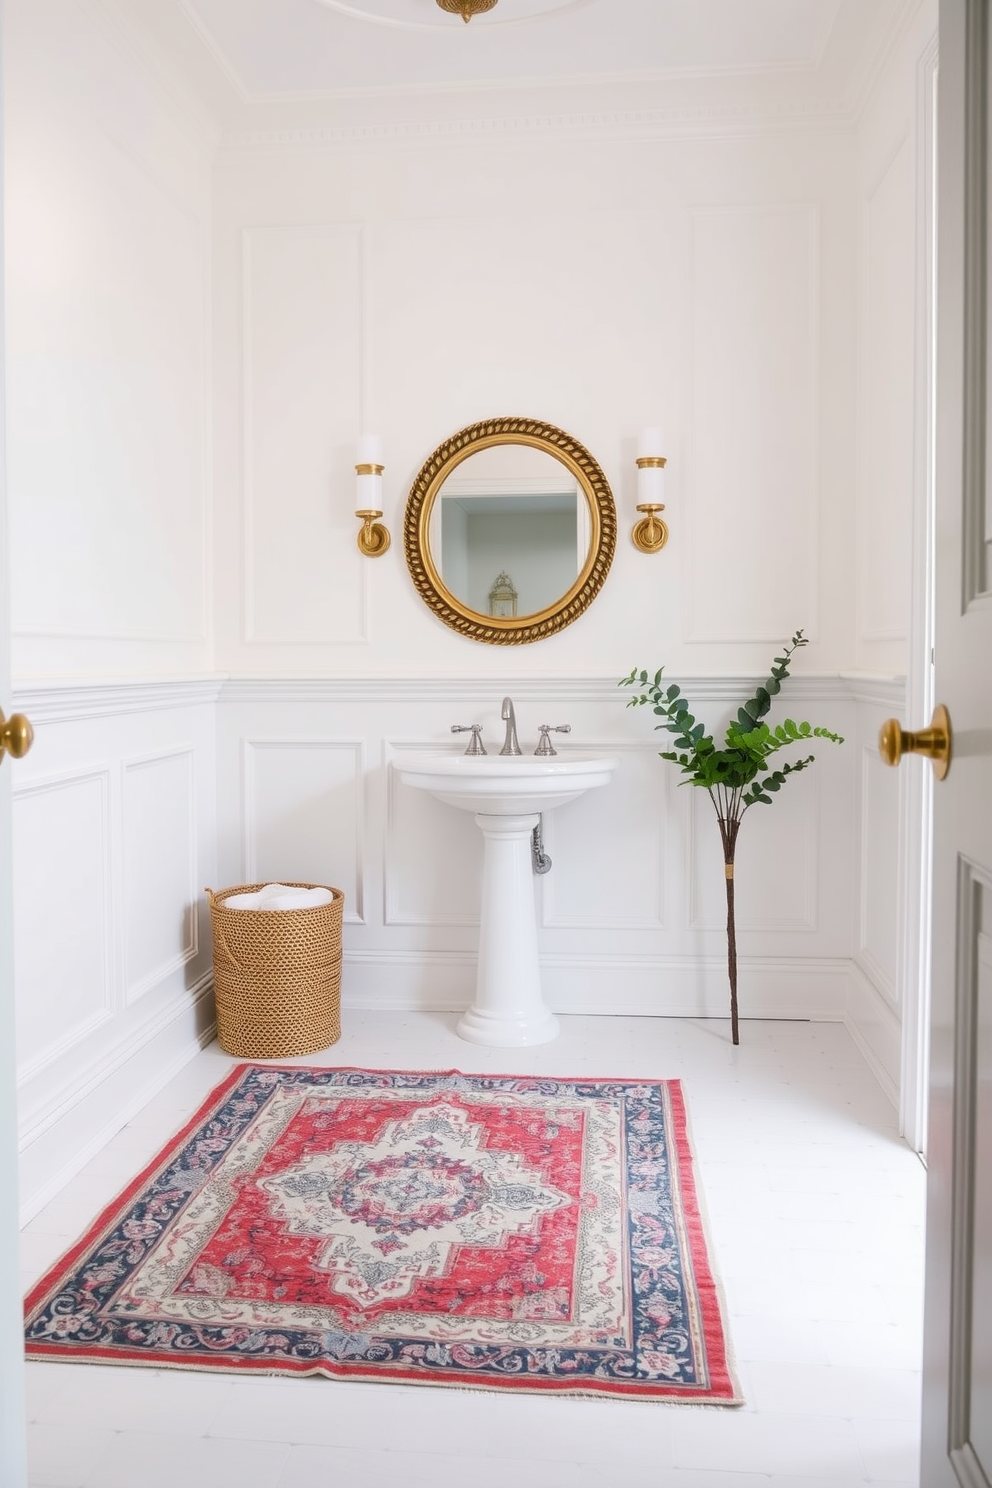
404;417;617;645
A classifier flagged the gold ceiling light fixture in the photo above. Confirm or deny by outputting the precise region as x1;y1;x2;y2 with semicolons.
435;0;498;21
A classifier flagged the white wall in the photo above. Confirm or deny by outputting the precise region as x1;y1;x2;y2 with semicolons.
211;125;858;678
3;0;939;1209
5;0;213;680
4;0;218;1212
847;0;938;1107
204;86;868;1058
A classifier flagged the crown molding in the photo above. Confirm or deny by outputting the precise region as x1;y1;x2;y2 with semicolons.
217;97;855;153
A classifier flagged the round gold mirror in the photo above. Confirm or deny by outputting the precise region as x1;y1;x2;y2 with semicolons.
404;417;617;645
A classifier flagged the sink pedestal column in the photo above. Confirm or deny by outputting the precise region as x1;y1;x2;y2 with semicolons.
456;810;560;1047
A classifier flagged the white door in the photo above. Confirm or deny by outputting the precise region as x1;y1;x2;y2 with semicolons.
0;4;28;1474
0;641;28;1488
920;1;992;1481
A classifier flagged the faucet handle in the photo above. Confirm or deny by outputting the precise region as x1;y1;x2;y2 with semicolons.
451;724;487;756
534;724;571;756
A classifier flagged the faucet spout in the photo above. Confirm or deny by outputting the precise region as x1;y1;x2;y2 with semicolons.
499;696;522;756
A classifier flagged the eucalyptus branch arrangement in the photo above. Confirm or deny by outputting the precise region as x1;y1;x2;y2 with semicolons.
620;630;843;1044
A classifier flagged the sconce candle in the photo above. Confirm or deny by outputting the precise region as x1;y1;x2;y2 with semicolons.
632;426;669;553
355;435;390;556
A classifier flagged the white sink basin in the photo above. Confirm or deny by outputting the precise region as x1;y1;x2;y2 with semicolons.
398;751;619;817
397;749;619;1048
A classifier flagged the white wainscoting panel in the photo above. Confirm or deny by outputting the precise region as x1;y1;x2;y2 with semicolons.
8;670;886;1220
385;742;485;928
242;223;365;646
12;681;220;1219
842;680;907;1103
218;677;858;1028
540;744;667;931
858;741;901;1004
242;739;365;921
687;771;819;934
123;749;197;1003
687;204;819;644
12;769;114;1076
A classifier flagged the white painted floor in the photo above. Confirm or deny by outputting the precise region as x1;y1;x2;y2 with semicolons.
20;1012;926;1488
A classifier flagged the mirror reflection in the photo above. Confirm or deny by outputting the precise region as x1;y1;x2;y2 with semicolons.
430;445;590;619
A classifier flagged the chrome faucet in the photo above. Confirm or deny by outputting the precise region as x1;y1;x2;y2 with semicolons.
499;697;522;756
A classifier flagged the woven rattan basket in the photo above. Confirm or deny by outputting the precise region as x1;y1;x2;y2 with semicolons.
205;883;344;1058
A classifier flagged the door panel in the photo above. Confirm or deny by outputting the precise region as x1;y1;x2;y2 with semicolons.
0;1;29;1476
924;2;992;1483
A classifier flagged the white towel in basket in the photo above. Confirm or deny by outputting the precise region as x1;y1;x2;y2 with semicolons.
226;883;334;911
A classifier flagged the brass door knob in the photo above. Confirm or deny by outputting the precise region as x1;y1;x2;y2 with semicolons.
879;703;952;781
0;707;34;765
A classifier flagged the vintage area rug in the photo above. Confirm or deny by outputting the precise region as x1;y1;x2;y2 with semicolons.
24;1065;741;1402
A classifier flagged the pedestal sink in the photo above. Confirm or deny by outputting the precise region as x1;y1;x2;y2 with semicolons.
398;752;619;1047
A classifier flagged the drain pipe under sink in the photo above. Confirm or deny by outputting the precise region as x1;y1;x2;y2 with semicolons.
531;815;552;875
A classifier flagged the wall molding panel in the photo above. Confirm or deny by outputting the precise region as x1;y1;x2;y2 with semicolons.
13;767;116;1078
686;772;820;934
13;683;218;1219
846;685;907;1100
383;740;481;929
240;737;366;920
216;674;862;1040
241;223;366;648
686;202;820;645
219;674;862;705
539;743;668;932
122;748;199;1005
845;958;902;1109
858;740;901;1006
17;974;217;1224
10;668;898;1219
12;677;225;725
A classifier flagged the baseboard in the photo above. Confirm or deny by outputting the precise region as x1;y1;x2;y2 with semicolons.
341;951;852;1021
844;958;902;1110
18;981;217;1224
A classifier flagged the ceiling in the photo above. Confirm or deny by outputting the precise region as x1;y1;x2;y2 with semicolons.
103;0;913;134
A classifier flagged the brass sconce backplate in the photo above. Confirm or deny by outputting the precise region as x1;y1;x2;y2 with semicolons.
632;504;669;553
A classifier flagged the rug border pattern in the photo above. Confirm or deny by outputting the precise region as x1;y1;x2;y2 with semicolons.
23;1064;743;1404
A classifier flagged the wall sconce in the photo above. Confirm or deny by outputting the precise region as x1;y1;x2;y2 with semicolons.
632;427;669;553
355;435;390;556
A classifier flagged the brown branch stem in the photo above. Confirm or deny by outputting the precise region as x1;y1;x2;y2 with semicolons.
718;814;742;1045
